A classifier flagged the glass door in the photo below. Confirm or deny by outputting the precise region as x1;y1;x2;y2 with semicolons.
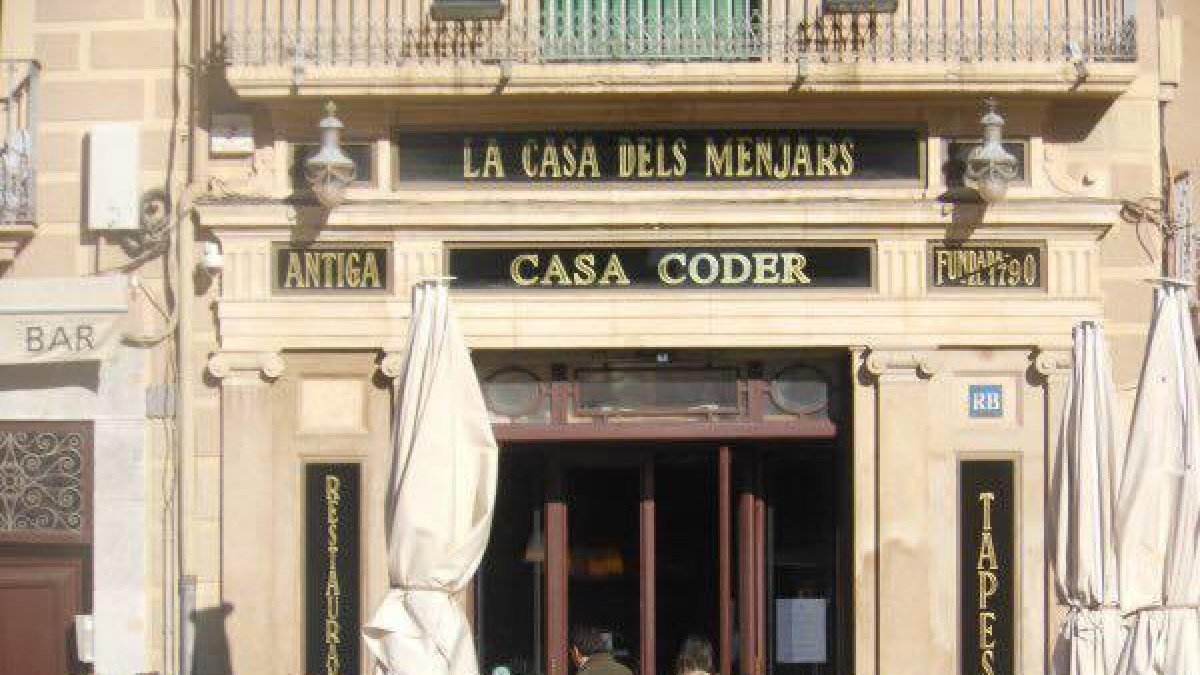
478;443;846;675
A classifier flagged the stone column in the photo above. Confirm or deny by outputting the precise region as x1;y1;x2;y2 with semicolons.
862;349;943;675
1033;348;1071;674
206;351;285;675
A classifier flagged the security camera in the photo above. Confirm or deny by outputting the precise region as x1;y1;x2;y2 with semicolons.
1065;42;1088;81
200;240;224;275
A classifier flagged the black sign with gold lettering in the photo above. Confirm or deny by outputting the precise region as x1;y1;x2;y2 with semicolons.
447;245;873;288
306;463;361;675
931;243;1042;289
275;245;390;293
960;459;1015;675
395;128;920;183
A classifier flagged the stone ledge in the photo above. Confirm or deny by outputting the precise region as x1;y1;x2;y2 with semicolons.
227;61;1138;98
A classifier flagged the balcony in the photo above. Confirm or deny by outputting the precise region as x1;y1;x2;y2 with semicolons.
221;0;1137;97
0;59;38;265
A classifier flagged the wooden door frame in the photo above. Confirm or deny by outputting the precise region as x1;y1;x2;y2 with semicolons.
539;443;786;675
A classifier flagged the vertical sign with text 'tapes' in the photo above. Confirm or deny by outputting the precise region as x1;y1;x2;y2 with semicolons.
960;459;1015;675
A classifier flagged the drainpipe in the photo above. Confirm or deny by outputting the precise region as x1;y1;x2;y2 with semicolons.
174;0;202;672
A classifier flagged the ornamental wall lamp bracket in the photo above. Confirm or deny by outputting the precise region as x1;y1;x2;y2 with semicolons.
964;98;1019;205
304;100;357;209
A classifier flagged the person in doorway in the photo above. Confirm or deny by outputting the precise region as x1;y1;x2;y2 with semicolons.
570;625;633;675
673;636;714;675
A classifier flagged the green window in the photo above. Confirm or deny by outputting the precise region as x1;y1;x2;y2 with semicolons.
541;0;760;59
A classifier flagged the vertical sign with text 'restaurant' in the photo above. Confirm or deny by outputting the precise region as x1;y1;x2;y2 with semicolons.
307;464;361;675
960;459;1015;675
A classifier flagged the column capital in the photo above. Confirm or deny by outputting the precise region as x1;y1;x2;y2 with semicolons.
861;349;942;380
207;351;286;382
1032;348;1072;381
380;351;406;379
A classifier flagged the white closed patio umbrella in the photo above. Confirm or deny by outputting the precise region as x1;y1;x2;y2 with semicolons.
1052;321;1126;675
364;280;499;675
1115;281;1200;675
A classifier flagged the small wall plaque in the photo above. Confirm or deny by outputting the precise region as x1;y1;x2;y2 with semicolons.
210;113;256;156
274;244;391;293
967;384;1003;419
930;243;1043;290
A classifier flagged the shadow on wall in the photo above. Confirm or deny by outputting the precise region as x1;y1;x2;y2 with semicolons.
191;603;233;675
0;362;99;394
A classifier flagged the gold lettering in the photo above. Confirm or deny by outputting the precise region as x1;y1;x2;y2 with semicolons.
773;136;791;179
483;138;505;178
324;473;342;675
979;491;996;531
755;137;773;177
510;254;539;286
540;140;562;178
752;253;781;284
463;138;481;179
719;253;752;284
521;140;538;177
573;253;596;285
618;137;636;178
688;253;720;284
981;648;996;675
791;139;813;177
816;137;837;177
346;252;362;287
284;252;304;288
977;569;999;609
579;139;601;178
781;253;811;284
598;255;631;285
362;252;381;288
655;137;672;177
637;137;654;178
305;252;322;288
561;138;578;177
978;611;996;650
706;138;733;177
735;137;754;177
976;531;998;571
838;138;855;176
658;253;687;285
541;254;572;285
671;138;687;177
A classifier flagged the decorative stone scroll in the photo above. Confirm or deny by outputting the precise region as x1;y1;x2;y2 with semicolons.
380;352;406;379
207;351;286;382
862;349;942;380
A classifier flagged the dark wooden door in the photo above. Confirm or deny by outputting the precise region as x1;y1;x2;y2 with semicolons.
0;550;87;675
0;422;93;675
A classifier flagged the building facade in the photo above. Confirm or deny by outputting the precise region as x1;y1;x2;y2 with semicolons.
0;1;1187;675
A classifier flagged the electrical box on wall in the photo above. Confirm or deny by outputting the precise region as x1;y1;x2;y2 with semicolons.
87;122;141;231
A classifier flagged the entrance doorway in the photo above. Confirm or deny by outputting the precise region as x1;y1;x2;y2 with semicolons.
477;441;848;675
0;422;92;675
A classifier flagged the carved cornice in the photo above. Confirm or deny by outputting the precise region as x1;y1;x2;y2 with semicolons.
207;351;286;382
861;349;941;380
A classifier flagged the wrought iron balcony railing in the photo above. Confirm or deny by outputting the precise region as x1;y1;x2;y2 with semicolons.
0;59;38;226
223;0;1136;67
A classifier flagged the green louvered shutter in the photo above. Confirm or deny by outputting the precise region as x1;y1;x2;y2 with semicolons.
542;0;758;59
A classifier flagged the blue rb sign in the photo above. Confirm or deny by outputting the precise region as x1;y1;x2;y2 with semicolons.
968;384;1003;418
